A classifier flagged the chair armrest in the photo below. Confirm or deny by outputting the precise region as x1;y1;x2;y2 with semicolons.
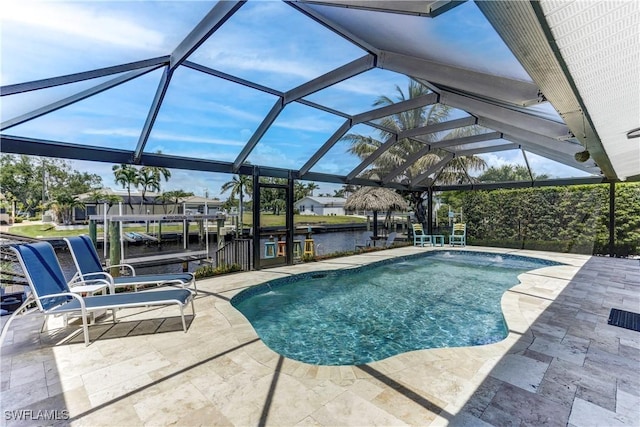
77;271;112;282
38;292;87;314
106;263;136;276
69;277;114;294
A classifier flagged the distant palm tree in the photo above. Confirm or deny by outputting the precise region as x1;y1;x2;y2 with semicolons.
49;192;84;225
161;190;194;214
155;192;173;214
87;189;106;206
102;194;123;214
137;167;161;211
305;182;320;196
112;164;139;210
143;151;172;192
221;175;252;233
478;164;549;182
344;78;487;224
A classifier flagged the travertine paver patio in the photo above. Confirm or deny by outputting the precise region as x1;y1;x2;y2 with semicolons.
1;246;638;426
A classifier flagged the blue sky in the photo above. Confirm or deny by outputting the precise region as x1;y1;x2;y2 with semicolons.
1;1;593;199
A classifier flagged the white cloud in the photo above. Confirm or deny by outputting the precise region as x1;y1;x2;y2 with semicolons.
205;53;320;81
83;128;246;147
274;116;339;133
2;2;166;52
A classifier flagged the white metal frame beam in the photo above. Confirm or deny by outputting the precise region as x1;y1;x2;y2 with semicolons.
379;51;541;106
133;67;173;163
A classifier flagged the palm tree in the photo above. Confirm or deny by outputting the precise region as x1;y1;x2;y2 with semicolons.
305;182;320;197
344;78;487;225
48;192;84;225
137;167;161;211
155;192;173;214
478;164;549;182
112;164;139;210
220;175;252;234
143;151;172;192
103;194;123;214
162;190;194;214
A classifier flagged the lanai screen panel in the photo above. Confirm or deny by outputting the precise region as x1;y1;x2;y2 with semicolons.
1;74;135;121
310;123;380;176
302;68;411;115
145;66;279;161
524;152;601;180
4;70;163;151
0;1;214;84
246;103;347;169
187;1;366;92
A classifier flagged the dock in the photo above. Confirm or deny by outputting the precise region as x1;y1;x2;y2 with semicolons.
122;250;209;268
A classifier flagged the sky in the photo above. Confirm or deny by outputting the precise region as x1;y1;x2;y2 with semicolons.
0;0;594;200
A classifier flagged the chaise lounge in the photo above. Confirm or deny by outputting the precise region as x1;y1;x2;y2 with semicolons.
64;235;197;293
6;241;195;346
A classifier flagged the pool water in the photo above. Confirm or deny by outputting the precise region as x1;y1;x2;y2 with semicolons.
231;251;562;366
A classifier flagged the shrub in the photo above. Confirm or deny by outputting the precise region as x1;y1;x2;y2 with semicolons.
194;263;242;279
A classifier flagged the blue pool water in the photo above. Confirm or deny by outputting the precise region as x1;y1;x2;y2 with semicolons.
231;251;562;366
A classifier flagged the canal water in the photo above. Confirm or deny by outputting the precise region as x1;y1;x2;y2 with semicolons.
54;229;385;279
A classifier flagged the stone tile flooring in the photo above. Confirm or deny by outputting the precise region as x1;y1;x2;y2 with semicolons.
1;246;638;426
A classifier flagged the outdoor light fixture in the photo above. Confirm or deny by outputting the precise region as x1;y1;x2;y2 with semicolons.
574;150;590;162
626;127;640;139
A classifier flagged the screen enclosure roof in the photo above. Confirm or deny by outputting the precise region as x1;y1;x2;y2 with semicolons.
1;0;639;191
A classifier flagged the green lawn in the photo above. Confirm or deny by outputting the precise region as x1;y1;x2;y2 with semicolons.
255;214;366;227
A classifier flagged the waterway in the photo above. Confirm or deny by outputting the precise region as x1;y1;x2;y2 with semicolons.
54;229;392;279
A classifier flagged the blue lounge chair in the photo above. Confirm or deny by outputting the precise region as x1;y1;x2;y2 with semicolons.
8;242;195;346
412;224;432;247
64;235;197;293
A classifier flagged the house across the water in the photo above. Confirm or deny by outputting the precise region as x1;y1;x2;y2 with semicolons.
72;189;223;222
294;197;346;216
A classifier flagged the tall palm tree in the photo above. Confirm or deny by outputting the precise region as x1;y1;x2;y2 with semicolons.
220;175;252;234
344;78;487;224
155;191;173;214
112;164;139;210
137;167;161;211
143;151;172;192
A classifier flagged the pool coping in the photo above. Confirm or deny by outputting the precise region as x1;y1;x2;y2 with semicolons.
215;246;587;370
229;248;566;366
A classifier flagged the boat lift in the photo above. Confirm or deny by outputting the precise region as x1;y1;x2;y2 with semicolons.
88;212;227;270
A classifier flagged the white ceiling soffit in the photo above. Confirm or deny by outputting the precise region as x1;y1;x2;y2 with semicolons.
477;0;640;181
539;0;640;181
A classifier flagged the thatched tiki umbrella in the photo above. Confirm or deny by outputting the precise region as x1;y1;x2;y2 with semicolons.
345;187;409;239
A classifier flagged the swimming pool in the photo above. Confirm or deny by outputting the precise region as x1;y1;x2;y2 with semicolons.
231;251;562;366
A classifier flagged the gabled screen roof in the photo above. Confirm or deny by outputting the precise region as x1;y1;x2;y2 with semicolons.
2;0;637;194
